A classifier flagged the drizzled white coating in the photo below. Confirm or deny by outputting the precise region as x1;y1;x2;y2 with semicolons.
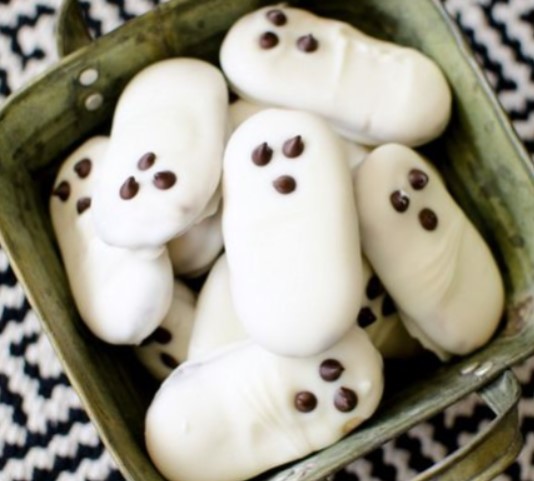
223;109;362;356
221;6;451;146
146;326;383;481
134;280;196;381
92;58;228;249
50;137;173;345
355;144;504;360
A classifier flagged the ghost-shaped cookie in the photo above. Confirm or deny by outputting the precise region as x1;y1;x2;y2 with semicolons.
223;108;362;357
146;325;383;481
50;137;173;345
92;58;228;249
221;6;451;146
134;280;196;380
354;144;504;360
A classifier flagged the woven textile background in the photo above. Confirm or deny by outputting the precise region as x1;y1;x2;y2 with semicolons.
0;1;533;480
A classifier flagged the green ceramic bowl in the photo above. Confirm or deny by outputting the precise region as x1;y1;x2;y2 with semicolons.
0;0;532;480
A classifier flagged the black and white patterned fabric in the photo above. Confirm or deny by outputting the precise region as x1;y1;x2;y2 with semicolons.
0;1;533;480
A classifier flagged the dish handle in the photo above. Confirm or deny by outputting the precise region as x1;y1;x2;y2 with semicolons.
55;0;92;57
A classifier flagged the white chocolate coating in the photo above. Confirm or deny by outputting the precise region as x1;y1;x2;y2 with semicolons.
187;255;247;360
223;109;362;357
146;326;383;481
359;257;421;359
220;6;451;146
92;58;228;249
134;280;196;381
168;206;224;278
50;137;173;345
355;144;504;360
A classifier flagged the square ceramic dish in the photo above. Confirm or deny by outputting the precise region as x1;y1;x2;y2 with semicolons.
0;0;533;480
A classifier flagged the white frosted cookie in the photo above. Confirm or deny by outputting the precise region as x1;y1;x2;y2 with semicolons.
220;6;451;146
223;108;362;357
168;205;223;278
187;254;247;360
92;58;228;249
146;325;383;481
354;144;504;360
134;280;196;380
358;257;421;359
50;137;173;345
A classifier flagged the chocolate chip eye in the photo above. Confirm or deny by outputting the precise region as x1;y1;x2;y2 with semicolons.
259;31;279;49
334;387;358;412
52;181;71;201
366;275;384;301
357;307;377;328
419;208;438;231
319;359;345;382
409;169;429;190
381;294;397;317
138;152;156;171
160;353;179;369
282;135;304;158
252;142;273;166
153;171;177;190
297;34;318;52
294;391;317;412
266;9;287;26
76;197;91;215
273;175;297;194
390;190;410;213
120;176;139;200
141;327;173;346
74;158;92;178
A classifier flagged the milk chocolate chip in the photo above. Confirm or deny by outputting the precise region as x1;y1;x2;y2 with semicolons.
266;9;287;26
153;171;177;190
120;176;139;200
390;190;410;212
76;197;91;215
297;34;319;52
74;158;92;178
252;142;273;166
334;387;358;412
409;169;429;190
52;181;71;201
381;294;396;317
282;135;304;158
357;307;377;328
294;391;317;412
366;275;384;301
259;32;279;49
138;152;156;171
273;175;296;194
319;359;345;382
419;208;438;231
160;353;179;369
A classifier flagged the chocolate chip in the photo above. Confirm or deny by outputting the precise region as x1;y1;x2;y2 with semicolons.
266;9;287;26
74;158;92;178
76;197;91;214
252;142;273;166
138;152;156;171
357;307;377;328
381;294;396;317
52;181;71;201
366;275;384;300
319;359;345;382
419;208;438;231
259;31;279;49
297;34;319;52
273;175;296;194
153;171;177;190
282;135;304;158
141;327;172;346
294;391;317;412
120;176;139;200
390;190;410;212
160;353;179;369
409;169;429;190
334;387;358;412
228;90;239;104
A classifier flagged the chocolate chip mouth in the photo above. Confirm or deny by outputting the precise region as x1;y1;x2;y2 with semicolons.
294;391;317;412
419;208;438;231
273;175;297;194
334;387;358;412
357;307;377;328
153;171;177;190
76;197;91;215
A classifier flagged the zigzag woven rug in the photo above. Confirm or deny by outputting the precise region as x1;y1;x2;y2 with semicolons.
1;1;534;480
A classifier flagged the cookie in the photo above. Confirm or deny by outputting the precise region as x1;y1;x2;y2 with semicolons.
223;108;362;356
50;137;174;345
187;254;247;360
354;144;504;360
92;58;228;249
168;205;224;278
135;280;196;380
220;6;451;146
145;325;383;481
